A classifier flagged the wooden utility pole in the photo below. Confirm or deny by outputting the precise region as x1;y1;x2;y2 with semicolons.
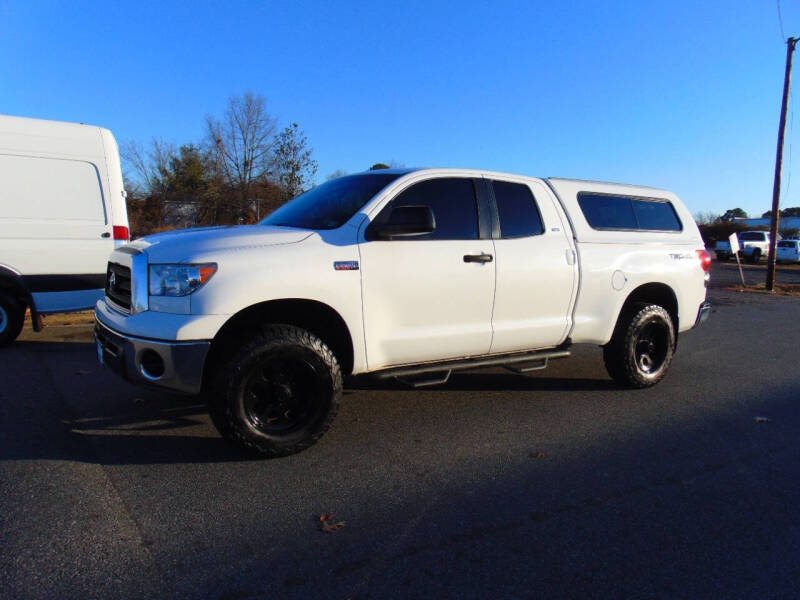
767;37;798;291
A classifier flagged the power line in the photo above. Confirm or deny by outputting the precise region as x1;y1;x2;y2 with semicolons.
778;0;787;41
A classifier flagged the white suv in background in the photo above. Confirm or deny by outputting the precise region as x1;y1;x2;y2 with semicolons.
777;239;800;263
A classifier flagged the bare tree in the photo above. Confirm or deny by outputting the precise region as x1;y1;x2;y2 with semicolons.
119;138;179;231
271;122;318;201
693;211;720;225
120;138;176;197
326;169;348;181
206;92;277;219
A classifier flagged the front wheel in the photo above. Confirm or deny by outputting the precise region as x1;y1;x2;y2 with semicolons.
0;291;25;347
603;303;676;388
208;324;342;458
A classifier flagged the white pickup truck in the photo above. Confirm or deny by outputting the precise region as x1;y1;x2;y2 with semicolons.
715;231;774;263
95;169;711;457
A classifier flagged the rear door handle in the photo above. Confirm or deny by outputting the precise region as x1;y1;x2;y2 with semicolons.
101;232;111;238
463;253;493;263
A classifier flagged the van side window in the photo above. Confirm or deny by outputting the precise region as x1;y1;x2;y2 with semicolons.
492;180;544;238
381;178;479;240
578;193;682;232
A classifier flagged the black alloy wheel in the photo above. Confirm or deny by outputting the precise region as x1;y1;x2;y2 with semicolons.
633;320;670;375
242;357;323;434
603;303;676;388
209;324;342;458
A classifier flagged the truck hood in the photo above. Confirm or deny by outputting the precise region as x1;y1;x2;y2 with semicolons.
128;225;313;263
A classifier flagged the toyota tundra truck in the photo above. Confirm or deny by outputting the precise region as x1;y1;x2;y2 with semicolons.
95;169;711;457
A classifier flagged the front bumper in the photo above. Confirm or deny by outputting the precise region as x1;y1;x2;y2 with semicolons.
694;301;712;327
94;318;210;394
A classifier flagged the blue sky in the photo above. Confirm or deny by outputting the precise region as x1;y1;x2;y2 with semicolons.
2;0;799;218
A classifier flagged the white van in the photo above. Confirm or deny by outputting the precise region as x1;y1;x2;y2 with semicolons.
0;114;129;345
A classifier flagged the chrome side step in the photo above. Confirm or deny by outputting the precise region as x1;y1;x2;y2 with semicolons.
376;347;571;388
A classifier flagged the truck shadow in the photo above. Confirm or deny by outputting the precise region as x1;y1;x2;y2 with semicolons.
1;341;617;466
15;376;615;466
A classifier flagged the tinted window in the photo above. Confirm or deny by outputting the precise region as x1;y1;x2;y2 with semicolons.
632;200;682;231
578;193;682;232
262;173;402;230
739;232;767;241
578;194;637;229
778;240;797;248
493;180;544;238
383;178;478;240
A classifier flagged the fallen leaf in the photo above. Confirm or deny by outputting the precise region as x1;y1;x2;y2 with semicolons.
319;513;345;534
322;521;346;533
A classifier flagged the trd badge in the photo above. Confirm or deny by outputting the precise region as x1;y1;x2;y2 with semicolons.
333;261;359;271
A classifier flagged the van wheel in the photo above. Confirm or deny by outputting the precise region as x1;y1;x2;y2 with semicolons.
208;324;342;458
0;291;25;347
603;303;675;388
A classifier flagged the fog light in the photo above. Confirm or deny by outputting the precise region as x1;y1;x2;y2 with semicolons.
140;349;165;379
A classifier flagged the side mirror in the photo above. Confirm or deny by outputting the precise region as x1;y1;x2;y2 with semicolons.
372;205;435;240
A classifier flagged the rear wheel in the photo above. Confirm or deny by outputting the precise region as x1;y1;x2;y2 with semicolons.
0;291;25;347
208;324;342;458
603;303;675;388
749;249;761;264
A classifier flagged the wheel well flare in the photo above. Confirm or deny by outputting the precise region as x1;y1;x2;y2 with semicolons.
205;299;355;384
619;283;679;331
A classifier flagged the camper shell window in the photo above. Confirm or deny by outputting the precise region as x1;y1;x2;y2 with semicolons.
577;192;682;232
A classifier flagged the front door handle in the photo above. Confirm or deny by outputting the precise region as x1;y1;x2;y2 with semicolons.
463;253;493;263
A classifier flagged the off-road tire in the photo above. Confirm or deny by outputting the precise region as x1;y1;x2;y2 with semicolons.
0;291;25;347
603;303;675;389
208;324;342;458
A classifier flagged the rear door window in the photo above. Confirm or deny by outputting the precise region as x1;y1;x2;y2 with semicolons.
492;180;544;238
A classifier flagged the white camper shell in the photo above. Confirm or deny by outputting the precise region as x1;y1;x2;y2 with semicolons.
0;114;129;345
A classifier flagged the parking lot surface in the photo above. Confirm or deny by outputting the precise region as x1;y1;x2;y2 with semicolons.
2;262;799;599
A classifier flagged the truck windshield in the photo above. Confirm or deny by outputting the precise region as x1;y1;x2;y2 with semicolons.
261;173;403;230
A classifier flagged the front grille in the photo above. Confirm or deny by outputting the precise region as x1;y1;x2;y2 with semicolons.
106;262;132;312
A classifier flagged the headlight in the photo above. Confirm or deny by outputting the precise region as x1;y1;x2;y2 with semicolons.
149;264;217;297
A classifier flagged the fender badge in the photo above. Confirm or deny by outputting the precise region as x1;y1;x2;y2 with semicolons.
334;261;359;271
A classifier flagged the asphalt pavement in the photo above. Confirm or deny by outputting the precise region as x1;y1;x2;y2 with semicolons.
1;262;799;599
